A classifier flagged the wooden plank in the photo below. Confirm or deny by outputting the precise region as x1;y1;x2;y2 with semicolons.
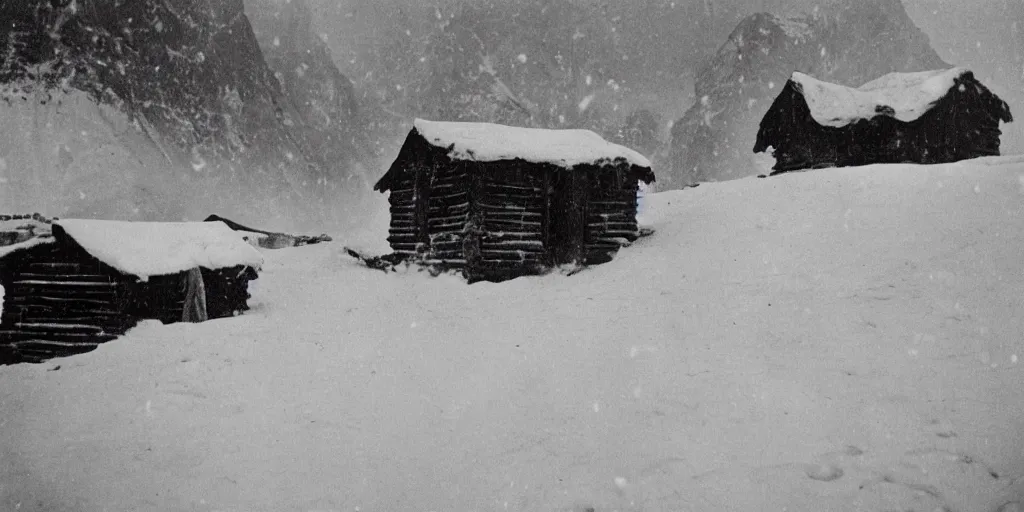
421;259;466;265
482;219;542;228
476;260;547;270
482;183;543;192
588;229;639;237
13;280;120;287
427;182;467;192
17;316;129;328
8;302;122;315
481;240;545;249
0;331;120;342
426;221;466;231
480;251;545;260
482;211;542;219
15;273;116;281
481;232;542;241
25;262;84;269
7;296;115;306
13;340;103;350
14;322;107;333
429;191;468;201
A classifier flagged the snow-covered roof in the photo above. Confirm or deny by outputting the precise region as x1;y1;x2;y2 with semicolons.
792;68;967;127
55;219;264;281
0;236;54;260
413;118;652;169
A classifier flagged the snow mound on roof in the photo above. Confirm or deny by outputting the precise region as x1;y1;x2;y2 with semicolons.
793;68;966;127
0;236;54;260
413;118;652;169
56;219;264;281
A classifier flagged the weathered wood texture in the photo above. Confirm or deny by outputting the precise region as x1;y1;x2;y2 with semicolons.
0;241;132;362
755;71;1014;173
1;238;259;364
585;168;641;264
376;128;653;283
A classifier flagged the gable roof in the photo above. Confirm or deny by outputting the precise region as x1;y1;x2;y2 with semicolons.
52;219;264;281
375;119;655;192
790;68;1005;127
413;118;653;169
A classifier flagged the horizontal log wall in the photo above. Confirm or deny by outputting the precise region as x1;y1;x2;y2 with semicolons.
0;243;132;362
386;172;419;256
202;266;256;319
585;169;640;264
474;167;549;277
425;163;471;266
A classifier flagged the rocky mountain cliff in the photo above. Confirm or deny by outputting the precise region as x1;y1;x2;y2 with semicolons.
667;0;948;187
0;0;367;229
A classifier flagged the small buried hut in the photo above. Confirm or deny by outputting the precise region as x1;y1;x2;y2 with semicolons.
374;119;655;282
0;219;263;363
754;68;1013;174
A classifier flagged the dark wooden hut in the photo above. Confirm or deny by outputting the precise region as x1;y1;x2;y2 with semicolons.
754;68;1013;174
374;119;655;282
0;219;263;363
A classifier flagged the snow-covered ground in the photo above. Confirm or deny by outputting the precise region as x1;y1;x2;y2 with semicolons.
3;158;1024;512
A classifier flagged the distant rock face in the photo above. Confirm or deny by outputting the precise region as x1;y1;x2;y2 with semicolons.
667;0;948;187
0;0;365;227
245;0;375;188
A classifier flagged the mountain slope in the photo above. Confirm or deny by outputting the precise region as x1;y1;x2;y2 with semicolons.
3;157;1024;511
0;0;367;229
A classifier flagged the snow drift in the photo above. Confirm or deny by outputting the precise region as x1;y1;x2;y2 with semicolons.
2;157;1024;511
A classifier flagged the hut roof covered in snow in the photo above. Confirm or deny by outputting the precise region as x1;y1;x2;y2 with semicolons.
754;68;1013;173
792;68;992;127
411;118;652;169
375;119;654;193
50;219;264;280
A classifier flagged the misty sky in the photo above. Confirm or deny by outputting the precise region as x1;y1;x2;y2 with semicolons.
308;0;1022;88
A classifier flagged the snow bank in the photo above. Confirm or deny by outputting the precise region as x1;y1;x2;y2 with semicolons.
56;219;264;280
414;118;652;169
3;157;1024;511
793;68;966;127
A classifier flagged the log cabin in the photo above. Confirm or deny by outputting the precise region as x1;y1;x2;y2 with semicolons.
754;68;1013;174
374;119;656;283
0;219;263;364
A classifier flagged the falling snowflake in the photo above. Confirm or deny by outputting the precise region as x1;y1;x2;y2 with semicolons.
517;54;527;64
578;94;595;113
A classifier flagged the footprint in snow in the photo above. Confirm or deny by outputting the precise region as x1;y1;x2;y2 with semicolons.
926;417;958;439
805;463;844;482
804;445;863;482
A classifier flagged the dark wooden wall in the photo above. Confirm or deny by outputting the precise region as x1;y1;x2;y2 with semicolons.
1;240;260;364
0;242;132;362
424;161;470;265
471;163;550;281
203;266;258;319
382;150;644;282
756;74;1012;174
585;168;641;264
386;171;418;257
